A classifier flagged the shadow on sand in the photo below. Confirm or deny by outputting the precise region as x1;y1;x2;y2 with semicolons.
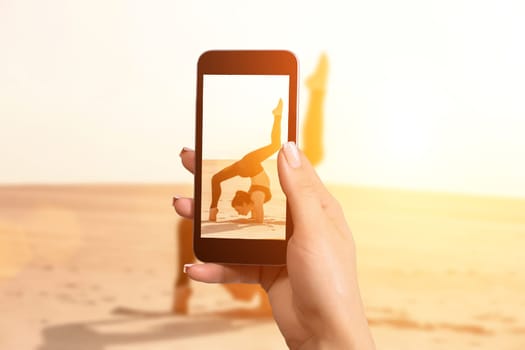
37;307;273;350
202;219;285;235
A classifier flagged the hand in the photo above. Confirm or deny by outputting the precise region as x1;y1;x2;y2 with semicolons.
209;207;218;222
173;144;375;350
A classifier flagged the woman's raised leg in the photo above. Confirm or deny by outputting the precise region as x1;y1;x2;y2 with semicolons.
239;98;283;166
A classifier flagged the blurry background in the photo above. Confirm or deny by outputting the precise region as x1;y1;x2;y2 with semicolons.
1;1;524;349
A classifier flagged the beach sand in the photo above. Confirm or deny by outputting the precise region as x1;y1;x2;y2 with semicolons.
1;184;525;349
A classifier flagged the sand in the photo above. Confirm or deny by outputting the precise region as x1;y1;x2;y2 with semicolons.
1;184;525;349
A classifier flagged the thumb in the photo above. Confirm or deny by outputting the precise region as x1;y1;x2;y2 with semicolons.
277;142;335;234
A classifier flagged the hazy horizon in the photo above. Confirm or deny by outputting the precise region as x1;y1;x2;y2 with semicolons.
2;1;525;198
3;181;525;203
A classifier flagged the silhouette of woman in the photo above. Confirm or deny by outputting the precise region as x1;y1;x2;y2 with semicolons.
208;98;283;223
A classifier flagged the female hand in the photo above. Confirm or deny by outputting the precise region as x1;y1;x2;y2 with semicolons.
173;143;375;350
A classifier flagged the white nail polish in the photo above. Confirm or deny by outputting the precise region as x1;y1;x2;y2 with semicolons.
179;147;193;157
183;264;194;274
283;142;301;168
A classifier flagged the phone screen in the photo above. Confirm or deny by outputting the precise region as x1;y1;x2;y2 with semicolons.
201;74;289;240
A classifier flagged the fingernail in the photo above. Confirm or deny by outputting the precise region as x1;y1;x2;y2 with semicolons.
183;264;195;274
179;147;193;157
172;195;181;207
283;142;301;168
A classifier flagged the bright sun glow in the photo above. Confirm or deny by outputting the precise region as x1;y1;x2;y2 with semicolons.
1;0;524;198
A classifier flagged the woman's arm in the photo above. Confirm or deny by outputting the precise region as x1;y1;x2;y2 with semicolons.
250;191;265;223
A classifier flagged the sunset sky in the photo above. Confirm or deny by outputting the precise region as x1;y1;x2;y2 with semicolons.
1;0;524;198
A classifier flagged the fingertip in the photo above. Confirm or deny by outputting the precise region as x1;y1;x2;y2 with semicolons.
184;263;222;283
183;263;195;274
183;264;261;285
173;197;194;219
180;147;196;174
184;264;206;282
283;142;301;168
179;147;194;157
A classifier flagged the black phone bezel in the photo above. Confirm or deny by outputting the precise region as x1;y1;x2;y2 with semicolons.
194;50;298;265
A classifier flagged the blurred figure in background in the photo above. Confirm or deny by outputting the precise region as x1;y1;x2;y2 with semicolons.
302;52;328;167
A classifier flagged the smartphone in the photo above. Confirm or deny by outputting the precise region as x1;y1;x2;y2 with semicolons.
194;50;298;265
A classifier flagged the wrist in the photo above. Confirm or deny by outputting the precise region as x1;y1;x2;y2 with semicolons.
299;335;355;350
300;312;374;350
301;331;373;350
331;310;375;350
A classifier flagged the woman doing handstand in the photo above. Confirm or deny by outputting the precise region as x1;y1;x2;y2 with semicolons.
208;98;283;223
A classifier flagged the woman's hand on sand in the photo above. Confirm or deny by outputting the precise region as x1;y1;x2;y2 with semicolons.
173;144;375;350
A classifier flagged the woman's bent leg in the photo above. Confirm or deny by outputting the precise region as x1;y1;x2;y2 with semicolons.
172;218;194;313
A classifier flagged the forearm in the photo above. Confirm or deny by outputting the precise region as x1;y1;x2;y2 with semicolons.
250;194;265;223
210;176;221;208
251;212;263;223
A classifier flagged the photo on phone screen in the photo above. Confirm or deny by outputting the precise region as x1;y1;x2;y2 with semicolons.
201;74;289;240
